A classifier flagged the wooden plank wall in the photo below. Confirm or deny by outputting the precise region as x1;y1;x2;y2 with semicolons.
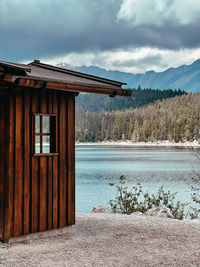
2;88;75;240
0;95;6;239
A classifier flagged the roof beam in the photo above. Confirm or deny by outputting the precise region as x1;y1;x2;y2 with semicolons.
0;72;132;97
13;77;132;97
30;61;126;87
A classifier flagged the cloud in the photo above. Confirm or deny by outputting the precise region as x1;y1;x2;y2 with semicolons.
41;47;200;74
112;54;162;68
0;0;200;66
117;0;200;27
0;0;123;61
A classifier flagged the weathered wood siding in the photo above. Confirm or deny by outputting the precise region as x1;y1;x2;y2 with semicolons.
0;93;7;239
1;88;75;241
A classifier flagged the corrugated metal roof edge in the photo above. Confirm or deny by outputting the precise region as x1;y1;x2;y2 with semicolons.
29;60;127;87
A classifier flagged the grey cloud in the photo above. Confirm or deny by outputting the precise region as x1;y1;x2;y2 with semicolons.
112;54;162;68
0;0;200;62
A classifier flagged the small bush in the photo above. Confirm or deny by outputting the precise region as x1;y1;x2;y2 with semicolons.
188;171;200;219
187;148;200;219
109;175;187;220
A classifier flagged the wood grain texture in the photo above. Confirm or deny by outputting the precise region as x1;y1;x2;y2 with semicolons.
47;90;53;230
4;92;14;240
0;99;5;238
39;90;47;232
52;91;59;229
31;90;39;233
14;93;23;236
59;93;67;227
1;88;75;240
67;94;75;225
23;90;30;235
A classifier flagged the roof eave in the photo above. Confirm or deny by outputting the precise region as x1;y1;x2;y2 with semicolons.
29;61;127;87
0;60;132;97
12;76;132;97
0;61;31;75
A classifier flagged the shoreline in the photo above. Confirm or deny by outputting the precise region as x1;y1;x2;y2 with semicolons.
1;213;200;266
76;140;200;147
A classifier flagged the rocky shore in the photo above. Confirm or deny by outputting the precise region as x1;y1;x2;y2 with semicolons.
0;212;200;266
76;140;200;147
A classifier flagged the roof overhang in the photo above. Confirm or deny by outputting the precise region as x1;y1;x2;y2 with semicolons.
0;60;132;97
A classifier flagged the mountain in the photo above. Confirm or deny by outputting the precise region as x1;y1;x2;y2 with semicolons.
58;59;200;92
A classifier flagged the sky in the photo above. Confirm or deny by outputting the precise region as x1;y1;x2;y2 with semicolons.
1;0;200;73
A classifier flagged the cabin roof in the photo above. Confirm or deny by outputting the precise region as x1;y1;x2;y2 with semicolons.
0;60;132;97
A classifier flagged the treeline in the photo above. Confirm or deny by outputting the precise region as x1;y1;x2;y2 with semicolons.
76;92;200;143
76;87;186;112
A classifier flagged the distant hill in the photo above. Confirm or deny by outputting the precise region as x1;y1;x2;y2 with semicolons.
58;59;200;92
75;88;186;112
76;92;200;143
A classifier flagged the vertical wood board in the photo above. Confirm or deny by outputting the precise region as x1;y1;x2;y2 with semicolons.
1;88;76;240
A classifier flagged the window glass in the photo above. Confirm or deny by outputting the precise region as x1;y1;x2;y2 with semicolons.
42;116;50;133
42;136;50;153
35;135;40;153
35;115;40;133
33;114;57;155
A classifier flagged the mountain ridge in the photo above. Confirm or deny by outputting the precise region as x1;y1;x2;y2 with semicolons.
58;59;200;92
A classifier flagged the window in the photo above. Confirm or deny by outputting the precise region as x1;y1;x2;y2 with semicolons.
33;114;58;156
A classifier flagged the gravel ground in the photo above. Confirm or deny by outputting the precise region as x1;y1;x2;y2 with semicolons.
0;213;200;267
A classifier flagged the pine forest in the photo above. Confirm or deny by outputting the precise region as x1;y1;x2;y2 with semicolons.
76;91;200;143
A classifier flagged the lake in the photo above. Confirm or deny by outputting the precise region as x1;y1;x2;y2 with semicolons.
75;145;200;213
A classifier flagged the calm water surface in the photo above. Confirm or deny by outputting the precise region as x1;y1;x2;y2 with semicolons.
75;145;200;213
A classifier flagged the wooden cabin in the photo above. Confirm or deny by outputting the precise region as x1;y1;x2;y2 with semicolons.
0;60;132;242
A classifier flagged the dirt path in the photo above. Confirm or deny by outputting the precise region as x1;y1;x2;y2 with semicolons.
0;213;200;266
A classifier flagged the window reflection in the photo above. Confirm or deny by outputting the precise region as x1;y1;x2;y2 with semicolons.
42;116;50;133
35;115;40;133
35;136;40;153
42;136;50;153
34;114;57;155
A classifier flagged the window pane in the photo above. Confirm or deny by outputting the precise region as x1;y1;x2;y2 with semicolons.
42;116;50;133
33;114;57;155
42;135;50;153
35;115;40;133
35;136;40;153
